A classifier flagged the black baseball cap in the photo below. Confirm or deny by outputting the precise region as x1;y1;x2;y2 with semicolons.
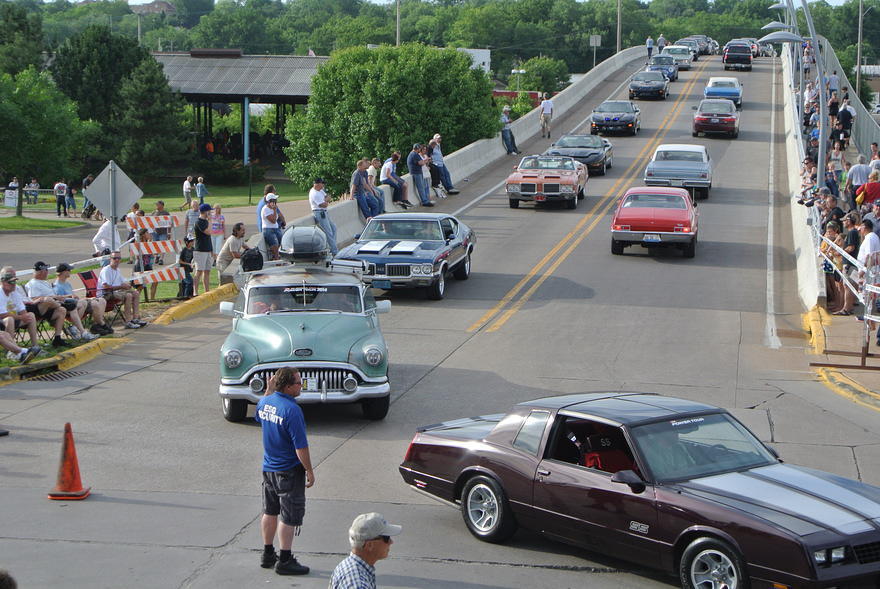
34;261;49;271
313;177;325;184
57;263;73;273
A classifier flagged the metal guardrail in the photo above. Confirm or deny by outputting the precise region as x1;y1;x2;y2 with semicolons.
818;35;880;159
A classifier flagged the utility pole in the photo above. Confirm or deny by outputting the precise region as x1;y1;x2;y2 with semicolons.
616;0;622;54
856;0;864;96
396;0;401;46
137;13;142;45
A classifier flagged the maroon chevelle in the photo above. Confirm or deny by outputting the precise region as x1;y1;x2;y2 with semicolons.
611;187;698;257
399;393;880;589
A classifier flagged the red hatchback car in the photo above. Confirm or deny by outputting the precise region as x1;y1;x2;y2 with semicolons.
610;187;698;257
693;99;740;138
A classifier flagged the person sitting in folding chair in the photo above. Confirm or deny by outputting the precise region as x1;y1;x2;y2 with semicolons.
54;263;113;335
26;261;97;343
97;252;147;330
0;267;42;349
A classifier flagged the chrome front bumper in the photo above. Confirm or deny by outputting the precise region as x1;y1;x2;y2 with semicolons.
510;192;576;202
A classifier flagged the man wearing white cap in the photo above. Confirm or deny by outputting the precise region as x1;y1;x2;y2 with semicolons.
329;512;401;588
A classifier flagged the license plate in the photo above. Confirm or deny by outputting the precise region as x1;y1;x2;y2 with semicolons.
671;180;683;187
711;118;719;123
643;234;661;242
372;280;392;290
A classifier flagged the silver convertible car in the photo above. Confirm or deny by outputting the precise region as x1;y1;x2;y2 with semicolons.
643;144;713;200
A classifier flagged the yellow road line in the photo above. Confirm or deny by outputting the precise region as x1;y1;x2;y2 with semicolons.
467;59;710;333
479;58;711;333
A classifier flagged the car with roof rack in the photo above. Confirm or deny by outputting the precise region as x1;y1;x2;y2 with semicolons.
218;227;392;422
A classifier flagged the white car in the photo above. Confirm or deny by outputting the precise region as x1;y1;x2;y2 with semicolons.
643;144;713;200
662;45;693;70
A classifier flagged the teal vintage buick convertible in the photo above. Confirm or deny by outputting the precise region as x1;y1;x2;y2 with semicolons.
217;229;391;422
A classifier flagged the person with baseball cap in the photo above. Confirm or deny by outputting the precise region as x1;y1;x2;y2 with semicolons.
428;134;459;195
329;512;401;588
500;105;520;155
193;203;214;295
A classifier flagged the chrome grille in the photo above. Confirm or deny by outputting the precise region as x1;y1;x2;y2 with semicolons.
250;368;359;392
854;541;880;564
542;183;561;194
385;264;411;277
520;183;537;194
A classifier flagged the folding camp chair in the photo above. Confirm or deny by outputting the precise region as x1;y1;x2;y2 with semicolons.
78;270;125;326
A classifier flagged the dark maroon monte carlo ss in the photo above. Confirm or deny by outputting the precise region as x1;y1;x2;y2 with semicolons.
399;393;880;589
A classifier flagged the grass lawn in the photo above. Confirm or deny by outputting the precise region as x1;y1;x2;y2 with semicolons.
0;216;85;231
139;179;307;210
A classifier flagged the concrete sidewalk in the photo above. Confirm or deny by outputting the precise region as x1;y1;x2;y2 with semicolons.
808;306;880;405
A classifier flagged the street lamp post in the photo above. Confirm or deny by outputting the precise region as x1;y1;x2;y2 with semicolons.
616;0;622;54
856;3;874;96
511;69;526;93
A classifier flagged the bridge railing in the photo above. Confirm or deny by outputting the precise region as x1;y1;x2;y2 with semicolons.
818;35;880;157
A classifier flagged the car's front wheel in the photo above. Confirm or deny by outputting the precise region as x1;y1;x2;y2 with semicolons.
221;397;248;422
566;196;577;209
508;198;519;209
679;537;748;589
606;155;613;169
461;476;517;543
453;253;471;280
426;271;446;300
361;395;390;420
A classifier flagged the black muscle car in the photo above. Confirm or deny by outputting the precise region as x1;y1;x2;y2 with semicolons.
399;392;880;589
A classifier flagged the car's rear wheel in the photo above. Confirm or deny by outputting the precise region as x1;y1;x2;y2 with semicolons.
731;130;739;139
692;130;699;137
682;236;697;258
508;198;519;209
679;537;748;589
606;155;612;169
361;395;390;420
426;271;446;300
453;253;471;280
221;397;248;422
461;476;517;543
611;239;624;255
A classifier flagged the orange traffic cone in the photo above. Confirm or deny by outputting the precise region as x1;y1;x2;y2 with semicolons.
48;422;91;501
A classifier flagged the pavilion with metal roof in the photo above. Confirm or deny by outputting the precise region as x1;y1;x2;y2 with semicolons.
152;49;329;163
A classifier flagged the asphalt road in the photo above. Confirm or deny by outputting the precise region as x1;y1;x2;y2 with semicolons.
3;54;880;589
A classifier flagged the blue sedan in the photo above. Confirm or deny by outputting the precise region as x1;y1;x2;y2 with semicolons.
703;76;743;108
335;213;475;300
646;55;679;81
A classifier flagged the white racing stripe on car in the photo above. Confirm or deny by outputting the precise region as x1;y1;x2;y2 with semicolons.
358;240;391;254
390;241;422;253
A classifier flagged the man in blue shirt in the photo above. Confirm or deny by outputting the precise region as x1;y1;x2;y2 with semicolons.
330;512;401;589
255;367;315;576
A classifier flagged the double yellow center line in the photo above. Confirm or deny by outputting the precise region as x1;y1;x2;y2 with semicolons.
467;58;712;334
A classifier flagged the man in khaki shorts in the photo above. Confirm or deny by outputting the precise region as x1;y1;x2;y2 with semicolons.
193;203;214;296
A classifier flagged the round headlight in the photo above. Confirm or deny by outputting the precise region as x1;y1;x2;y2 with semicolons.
249;376;265;393
364;346;384;366
421;264;433;274
411;265;422;275
224;349;243;369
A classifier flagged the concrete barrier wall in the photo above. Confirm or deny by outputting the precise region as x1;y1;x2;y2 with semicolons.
237;46;645;274
782;51;826;309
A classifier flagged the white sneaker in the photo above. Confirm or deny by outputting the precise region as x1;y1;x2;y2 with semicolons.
82;332;98;341
65;325;81;339
125;321;141;329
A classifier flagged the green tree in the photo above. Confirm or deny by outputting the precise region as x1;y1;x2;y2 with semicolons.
284;43;498;194
0;3;44;75
171;0;215;27
0;68;96;187
190;1;268;53
51;25;149;122
110;57;188;182
512;56;569;94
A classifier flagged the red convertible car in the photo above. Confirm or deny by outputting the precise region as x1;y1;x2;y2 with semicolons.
399;392;880;589
610;187;698;257
504;155;587;210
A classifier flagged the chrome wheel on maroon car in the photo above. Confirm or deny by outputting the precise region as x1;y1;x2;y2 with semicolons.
680;537;747;589
461;476;517;543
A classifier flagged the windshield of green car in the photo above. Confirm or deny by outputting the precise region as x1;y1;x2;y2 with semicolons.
555;135;603;149
361;219;443;241
629;413;776;482
247;285;363;313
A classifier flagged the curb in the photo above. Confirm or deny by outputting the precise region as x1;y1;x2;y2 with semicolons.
153;283;238;325
802;305;880;412
0;336;128;388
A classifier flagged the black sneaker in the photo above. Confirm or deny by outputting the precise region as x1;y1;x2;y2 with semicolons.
423;202;434;207
447;189;460;195
260;550;277;569
52;336;71;348
275;557;309;576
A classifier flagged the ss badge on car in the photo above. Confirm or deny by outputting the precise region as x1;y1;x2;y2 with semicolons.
629;521;649;534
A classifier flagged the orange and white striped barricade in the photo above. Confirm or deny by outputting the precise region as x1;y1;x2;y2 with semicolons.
126;214;181;232
131;267;185;286
129;239;183;258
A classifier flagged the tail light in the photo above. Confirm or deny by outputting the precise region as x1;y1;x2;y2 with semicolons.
722;117;736;123
646;171;653;177
700;172;708;178
403;434;418;462
613;224;631;231
696;117;709;122
674;225;691;232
